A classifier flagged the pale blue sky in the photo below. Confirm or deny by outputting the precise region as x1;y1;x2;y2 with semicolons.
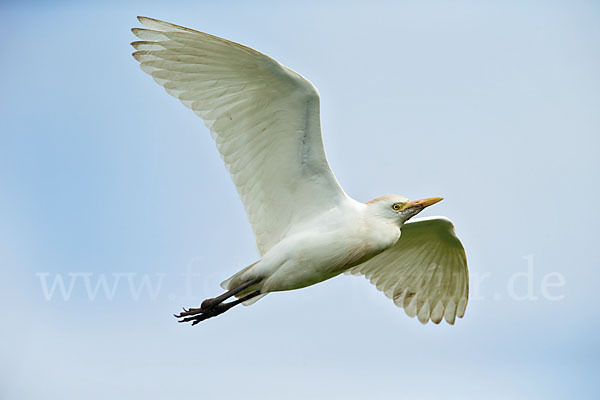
1;1;599;399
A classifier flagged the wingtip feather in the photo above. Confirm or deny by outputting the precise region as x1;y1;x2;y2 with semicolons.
136;16;202;34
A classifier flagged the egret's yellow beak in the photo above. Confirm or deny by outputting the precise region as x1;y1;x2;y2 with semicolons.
402;197;443;210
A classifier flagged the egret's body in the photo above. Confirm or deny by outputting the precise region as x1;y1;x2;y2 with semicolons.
131;17;469;325
252;199;400;293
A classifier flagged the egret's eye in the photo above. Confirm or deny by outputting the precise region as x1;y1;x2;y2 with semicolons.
392;203;403;211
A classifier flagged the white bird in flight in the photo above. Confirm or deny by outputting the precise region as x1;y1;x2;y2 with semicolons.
131;17;469;326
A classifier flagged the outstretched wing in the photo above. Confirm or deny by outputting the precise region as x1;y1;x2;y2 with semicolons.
131;17;347;255
349;216;469;325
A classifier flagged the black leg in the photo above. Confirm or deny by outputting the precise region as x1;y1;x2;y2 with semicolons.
174;277;262;320
201;277;262;309
177;290;262;325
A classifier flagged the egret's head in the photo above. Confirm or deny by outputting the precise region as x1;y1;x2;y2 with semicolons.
366;195;443;225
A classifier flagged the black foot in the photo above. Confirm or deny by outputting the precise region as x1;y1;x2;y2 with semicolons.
177;303;231;325
174;290;261;326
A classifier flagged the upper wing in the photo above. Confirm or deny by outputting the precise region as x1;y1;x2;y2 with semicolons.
348;216;469;325
131;17;347;255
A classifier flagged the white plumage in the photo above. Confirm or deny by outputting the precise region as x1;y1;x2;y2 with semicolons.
131;17;469;325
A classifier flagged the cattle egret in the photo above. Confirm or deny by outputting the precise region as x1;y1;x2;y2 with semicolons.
131;17;469;325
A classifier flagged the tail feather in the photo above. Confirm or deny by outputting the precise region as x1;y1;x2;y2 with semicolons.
242;293;268;306
220;261;267;305
220;262;257;290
